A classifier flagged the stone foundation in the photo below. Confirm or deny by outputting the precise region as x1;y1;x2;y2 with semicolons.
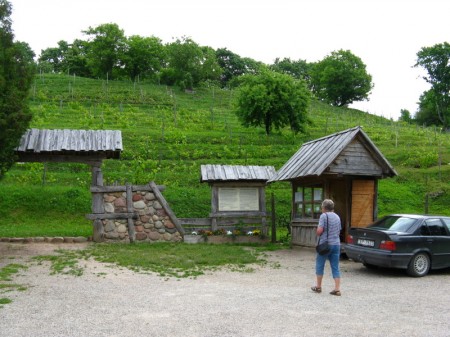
100;189;183;243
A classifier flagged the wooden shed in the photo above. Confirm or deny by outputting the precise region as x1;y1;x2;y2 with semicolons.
268;126;397;247
199;164;276;234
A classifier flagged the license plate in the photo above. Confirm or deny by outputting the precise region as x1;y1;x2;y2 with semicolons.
357;239;374;247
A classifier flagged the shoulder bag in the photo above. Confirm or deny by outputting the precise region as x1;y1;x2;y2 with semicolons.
315;214;330;255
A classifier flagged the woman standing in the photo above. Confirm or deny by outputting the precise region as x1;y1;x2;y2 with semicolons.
311;199;342;296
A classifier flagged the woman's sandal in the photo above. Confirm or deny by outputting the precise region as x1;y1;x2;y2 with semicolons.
329;290;341;296
311;286;322;293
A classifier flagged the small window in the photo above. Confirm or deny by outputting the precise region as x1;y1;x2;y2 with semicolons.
294;186;322;219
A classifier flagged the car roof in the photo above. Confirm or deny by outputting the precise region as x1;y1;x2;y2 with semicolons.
386;214;450;219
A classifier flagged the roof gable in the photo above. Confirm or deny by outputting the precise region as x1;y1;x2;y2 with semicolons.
269;126;397;182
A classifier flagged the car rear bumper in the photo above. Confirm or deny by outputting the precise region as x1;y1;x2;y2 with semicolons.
345;244;412;269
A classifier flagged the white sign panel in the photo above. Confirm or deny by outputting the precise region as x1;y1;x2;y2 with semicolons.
218;188;259;211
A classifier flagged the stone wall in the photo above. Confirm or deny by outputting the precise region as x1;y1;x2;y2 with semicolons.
101;190;182;243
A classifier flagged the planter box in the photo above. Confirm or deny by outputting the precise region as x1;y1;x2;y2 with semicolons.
183;235;206;244
205;236;269;244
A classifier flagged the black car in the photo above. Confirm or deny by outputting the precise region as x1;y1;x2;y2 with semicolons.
345;214;450;277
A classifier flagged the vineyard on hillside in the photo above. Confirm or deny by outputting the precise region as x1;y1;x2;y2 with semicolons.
1;74;449;237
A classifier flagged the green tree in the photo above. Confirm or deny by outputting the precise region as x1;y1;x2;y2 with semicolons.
63;39;91;77
235;70;310;135
415;90;442;126
163;36;203;89
123;35;166;82
415;42;450;129
398;109;412;123
38;40;69;73
215;48;263;87
270;57;311;82
199;46;222;85
162;37;222;89
83;23;126;79
311;49;373;107
0;0;35;178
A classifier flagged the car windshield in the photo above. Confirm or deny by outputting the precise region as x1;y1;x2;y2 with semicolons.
369;216;418;233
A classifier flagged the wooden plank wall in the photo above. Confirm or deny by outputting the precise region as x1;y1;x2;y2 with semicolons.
291;222;317;247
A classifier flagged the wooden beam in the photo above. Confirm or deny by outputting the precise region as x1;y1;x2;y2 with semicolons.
149;181;185;235
90;183;166;193
126;183;136;243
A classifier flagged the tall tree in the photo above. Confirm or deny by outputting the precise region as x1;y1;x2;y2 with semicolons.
0;0;35;178
310;49;373;107
415;90;442;126
235;69;310;135
270;57;311;83
163;36;206;89
123;35;166;82
38;40;69;73
83;23;126;79
398;109;412;123
415;42;450;129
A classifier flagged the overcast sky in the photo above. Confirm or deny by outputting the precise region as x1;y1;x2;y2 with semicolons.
8;0;450;120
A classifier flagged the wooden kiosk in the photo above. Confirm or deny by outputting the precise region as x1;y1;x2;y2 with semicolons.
268;126;397;247
199;164;276;235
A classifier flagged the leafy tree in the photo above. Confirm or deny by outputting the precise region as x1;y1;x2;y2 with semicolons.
415;90;442;126
83;23;126;79
216;48;247;87
163;37;222;90
162;36;203;89
215;48;262;87
398;109;412;123
63;39;91;77
123;35;166;82
270;57;311;83
235;70;310;135
0;0;35;178
199;46;222;85
38;40;70;73
310;49;373;107
415;42;450;129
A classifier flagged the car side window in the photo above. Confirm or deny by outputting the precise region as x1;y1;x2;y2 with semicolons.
442;218;450;233
424;219;448;236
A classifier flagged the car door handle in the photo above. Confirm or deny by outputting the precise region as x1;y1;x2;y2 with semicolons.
426;239;433;243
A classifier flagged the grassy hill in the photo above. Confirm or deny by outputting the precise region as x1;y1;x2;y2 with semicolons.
1;73;449;237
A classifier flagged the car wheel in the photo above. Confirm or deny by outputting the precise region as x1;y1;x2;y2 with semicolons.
407;253;430;277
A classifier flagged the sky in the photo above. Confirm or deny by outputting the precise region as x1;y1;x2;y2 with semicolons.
8;0;450;120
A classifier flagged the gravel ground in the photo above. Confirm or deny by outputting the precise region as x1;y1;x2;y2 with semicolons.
0;242;449;337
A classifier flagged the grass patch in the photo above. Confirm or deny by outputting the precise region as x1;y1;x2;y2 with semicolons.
0;263;28;308
85;243;268;278
33;243;281;279
33;250;85;276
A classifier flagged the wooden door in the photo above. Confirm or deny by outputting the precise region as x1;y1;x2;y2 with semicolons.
351;180;375;228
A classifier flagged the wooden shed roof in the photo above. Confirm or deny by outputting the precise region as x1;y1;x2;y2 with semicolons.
201;164;276;182
15;129;122;163
268;126;397;182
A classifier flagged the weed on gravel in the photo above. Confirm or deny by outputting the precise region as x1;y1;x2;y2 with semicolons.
0;263;28;308
31;243;280;279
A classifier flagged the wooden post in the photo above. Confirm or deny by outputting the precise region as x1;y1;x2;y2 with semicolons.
91;164;104;242
271;192;276;243
126;183;136;243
